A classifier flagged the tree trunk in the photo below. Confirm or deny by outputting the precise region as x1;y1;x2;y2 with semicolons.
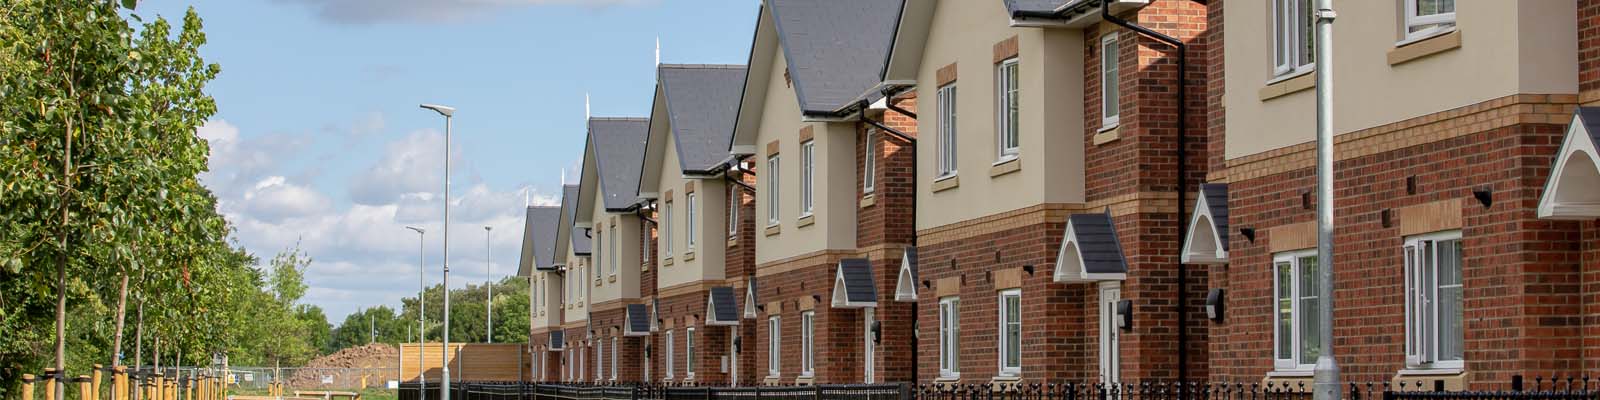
111;271;129;367
55;113;73;400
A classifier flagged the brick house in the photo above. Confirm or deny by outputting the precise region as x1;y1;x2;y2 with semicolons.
726;0;910;385
1189;0;1591;390
520;199;563;382
875;0;1212;386
636;63;750;385
567;117;651;383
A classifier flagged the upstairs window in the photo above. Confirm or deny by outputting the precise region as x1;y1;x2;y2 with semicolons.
1405;231;1464;369
1273;250;1321;371
729;187;740;237
767;155;781;226
937;85;958;178
687;192;697;250
1403;0;1455;42
664;201;674;255
1272;0;1314;77
996;58;1020;158
801;140;816;216
864;129;877;194
1100;34;1120;129
609;222;617;276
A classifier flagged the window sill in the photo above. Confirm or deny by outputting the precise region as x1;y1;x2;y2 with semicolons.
989;157;1021;178
663;257;674;267
932;175;960;193
797;214;815;228
1265;370;1314;378
727;238;739;248
1392;369;1467;391
1395;26;1456;48
608;275;617;283
1259;70;1315;101
1389;29;1461;66
860;193;877;209
795;375;816;386
1094;125;1121;146
1396;368;1463;376
935;375;961;383
764;224;782;237
683;251;696;262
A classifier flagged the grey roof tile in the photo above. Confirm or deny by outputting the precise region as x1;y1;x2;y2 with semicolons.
590;118;650;211
659;64;748;172
1069;213;1128;276
708;286;739;324
1202;183;1230;251
902;246;918;283
1580;107;1600;146
520;206;563;273
837;258;878;304
561;185;591;255
626;303;650;335
550;330;565;349
769;0;904;114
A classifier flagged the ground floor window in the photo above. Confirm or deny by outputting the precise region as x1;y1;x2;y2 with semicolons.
801;311;815;376
1405;231;1464;369
1274;250;1321;371
939;296;961;378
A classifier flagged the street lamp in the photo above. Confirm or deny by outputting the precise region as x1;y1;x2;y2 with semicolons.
485;226;493;344
418;102;455;400
404;225;426;394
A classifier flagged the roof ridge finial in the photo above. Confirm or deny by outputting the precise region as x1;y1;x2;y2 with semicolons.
585;93;591;119
525;186;531;207
655;36;661;66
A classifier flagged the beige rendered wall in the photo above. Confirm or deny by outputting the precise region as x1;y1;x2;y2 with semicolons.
1223;0;1578;160
532;271;562;329
655;137;729;288
913;0;1085;230
563;249;588;325
590;203;642;304
752;48;859;266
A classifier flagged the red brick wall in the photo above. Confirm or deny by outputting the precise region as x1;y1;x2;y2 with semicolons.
1080;0;1213;381
754;262;867;384
1210;117;1581;386
658;290;733;384
727;166;761;385
588;307;644;382
915;219;1091;384
1582;0;1600;103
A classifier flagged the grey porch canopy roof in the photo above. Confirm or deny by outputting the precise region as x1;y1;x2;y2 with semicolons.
1539;107;1600;220
894;247;918;302
549;329;565;351
707;287;740;326
744;278;759;319
1181;183;1230;265
1054;212;1129;282
625;304;650;337
832;258;878;308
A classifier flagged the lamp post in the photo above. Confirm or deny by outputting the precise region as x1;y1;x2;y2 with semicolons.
485;226;493;344
419;103;455;400
1312;2;1340;400
404;226;426;394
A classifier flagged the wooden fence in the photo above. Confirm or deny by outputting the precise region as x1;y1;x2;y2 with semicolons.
400;343;533;383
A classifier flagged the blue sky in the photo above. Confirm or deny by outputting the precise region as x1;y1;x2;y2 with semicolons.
133;0;757;323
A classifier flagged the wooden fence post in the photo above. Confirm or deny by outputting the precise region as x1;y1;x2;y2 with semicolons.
76;375;93;400
22;374;36;400
93;365;104;399
44;369;58;400
113;367;127;400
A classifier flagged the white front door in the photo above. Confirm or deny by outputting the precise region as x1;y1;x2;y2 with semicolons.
730;327;740;386
1098;282;1122;383
864;308;876;383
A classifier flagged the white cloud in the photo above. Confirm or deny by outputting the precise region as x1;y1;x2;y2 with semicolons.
240;176;333;222
347;129;459;205
273;0;658;25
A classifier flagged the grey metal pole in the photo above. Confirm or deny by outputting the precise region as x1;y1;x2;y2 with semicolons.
486;226;493;344
407;226;426;392
442;113;453;400
1312;1;1339;400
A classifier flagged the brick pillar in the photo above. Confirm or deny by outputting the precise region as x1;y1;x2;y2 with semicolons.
1582;0;1600;105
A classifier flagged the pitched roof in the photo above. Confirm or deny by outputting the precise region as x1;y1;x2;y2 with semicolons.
518;206;563;275
707;287;740;326
1201;183;1230;251
561;184;591;255
625;304;650;336
768;0;904;115
832;258;878;308
1054;212;1129;282
659;64;748;172
894;247;918;302
590;118;650;211
550;329;566;350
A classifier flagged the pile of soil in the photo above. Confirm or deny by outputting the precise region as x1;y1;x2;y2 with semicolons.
285;343;399;389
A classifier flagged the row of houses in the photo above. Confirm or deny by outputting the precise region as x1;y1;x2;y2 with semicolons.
512;0;1600;390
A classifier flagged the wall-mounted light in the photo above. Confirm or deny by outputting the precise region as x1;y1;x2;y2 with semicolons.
870;321;883;344
1206;289;1225;322
1381;209;1393;229
1474;187;1493;208
1240;228;1256;243
1116;300;1133;331
922;280;931;289
1023;265;1035;276
733;336;742;354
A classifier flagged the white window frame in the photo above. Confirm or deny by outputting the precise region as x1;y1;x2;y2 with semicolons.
729;187;740;238
686;192;697;250
1404;230;1465;370
611;337;619;380
998;289;1022;376
1100;34;1120;130
863;129;877;194
936;84;958;178
801;310;816;377
1273;249;1321;371
800;140;815;217
996;58;1020;159
664;201;674;256
593;230;602;280
686;327;697;377
665;329;676;379
596;337;604;380
938;296;961;378
609;222;618;277
1271;0;1314;77
1402;0;1456;43
767;155;781;227
768;316;781;377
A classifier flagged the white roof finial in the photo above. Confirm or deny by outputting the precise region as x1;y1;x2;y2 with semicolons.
560;168;567;186
525;187;531;207
655;36;661;66
585;93;591;119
